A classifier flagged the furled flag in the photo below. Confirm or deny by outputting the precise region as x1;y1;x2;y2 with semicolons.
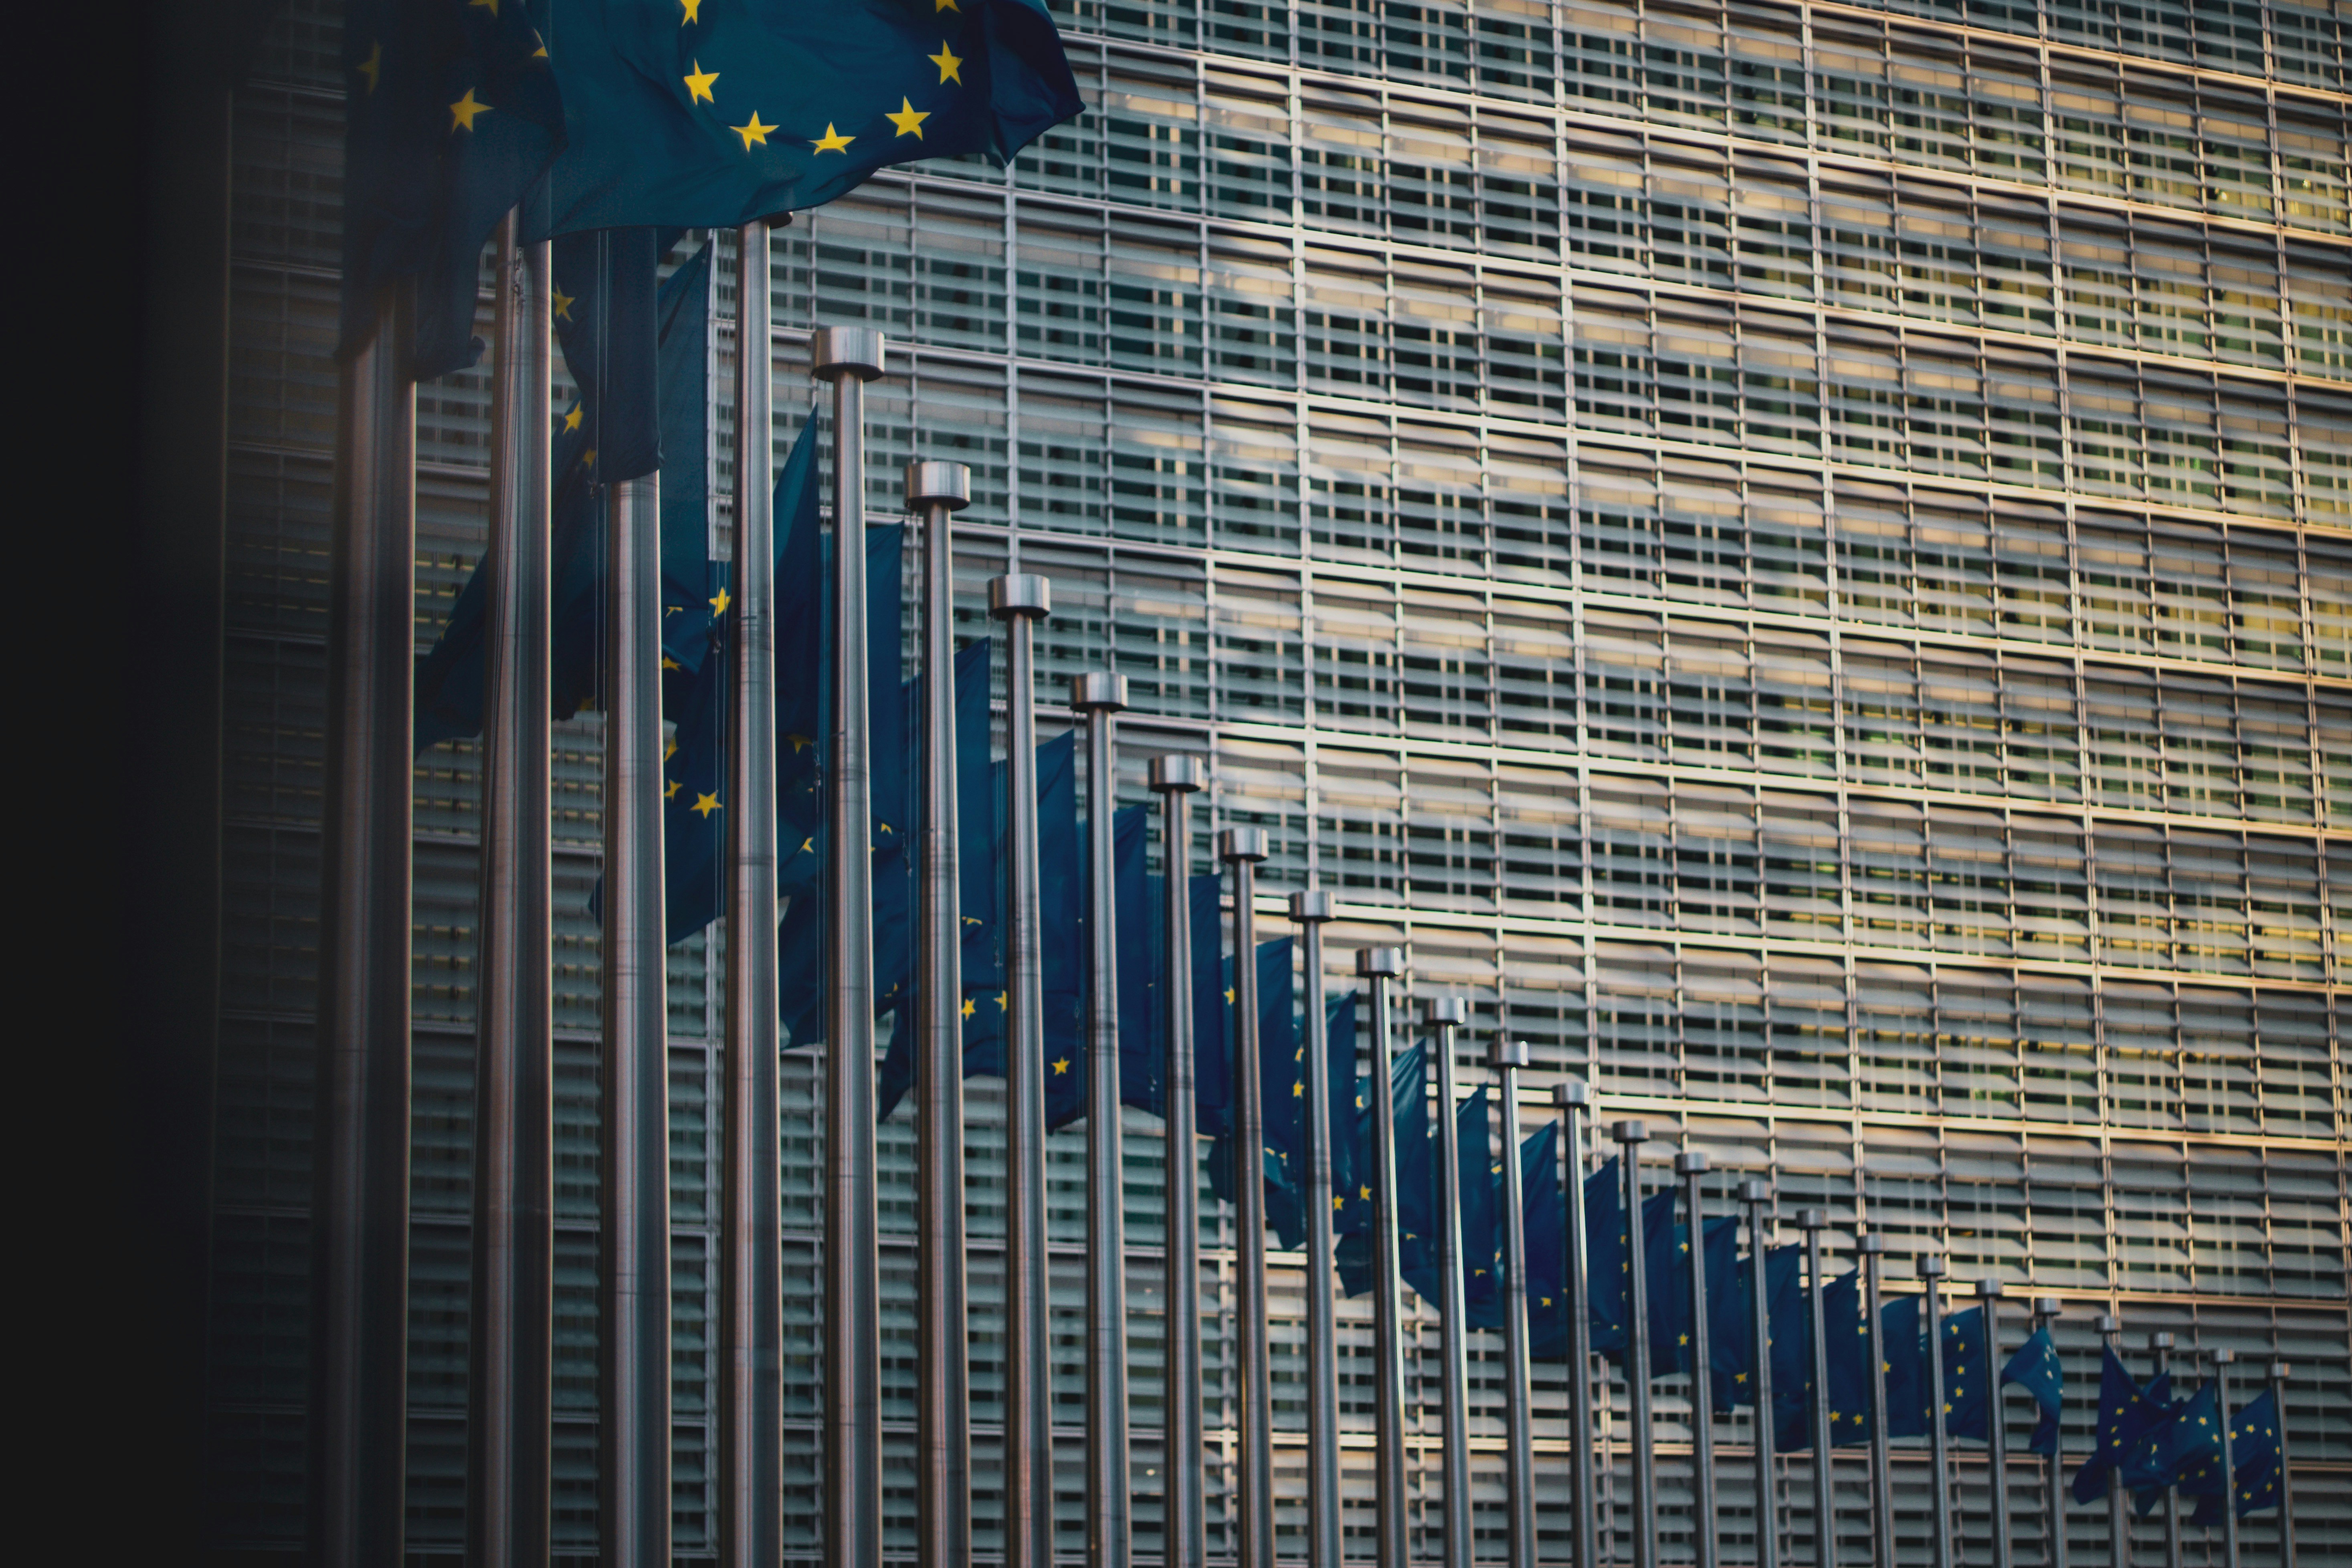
2001;1325;2065;1458
1206;939;1300;1236
339;0;563;374
1823;1271;1871;1441
1586;1156;1627;1358
1643;1190;1691;1376
1453;1087;1501;1322
1762;1245;1808;1451
1881;1293;1928;1439
533;0;1082;235
2188;1387;2284;1525
1519;1121;1568;1356
1698;1217;1743;1413
2071;1347;2174;1504
1336;1043;1431;1298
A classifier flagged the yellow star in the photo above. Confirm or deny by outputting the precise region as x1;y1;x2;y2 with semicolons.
812;123;855;154
582;448;596;469
684;59;719;103
961;997;976;1018
468;0;496;14
1292;1082;1303;1096
357;40;382;93
665;735;679;760
733;111;776;149
450;89;493;133
562;404;582;431
996;991;1009;1011
679;0;701;20
710;585;731;615
530;30;546;58
1053;1057;1070;1075
692;792;722;816
935;0;958;9
788;732;813;753
799;837;814;855
1333;1195;1344;1210
1225;986;1235;1005
665;778;681;800
661;655;680;671
1360;1184;1373;1201
885;97;930;139
551;285;574;322
929;42;964;83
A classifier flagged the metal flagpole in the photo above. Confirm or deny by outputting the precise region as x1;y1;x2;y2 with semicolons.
1978;1281;2014;1568
2212;1350;2242;1568
1678;1152;1719;1568
1075;672;1134;1568
1358;945;1410;1568
1800;1210;1837;1568
1556;1083;1600;1568
1289;890;1343;1568
911;460;974;1568
1427;996;1474;1568
1920;1257;1954;1568
2034;1298;2066;1568
467;213;554;1568
2095;1315;2128;1568
1745;1180;1781;1568
1225;830;1276;1568
720;219;783;1568
2148;1332;2182;1568
1491;1041;1537;1568
2268;1360;2295;1568
814;325;887;1568
1616;1121;1659;1568
602;465;670;1568
1859;1238;1895;1568
990;571;1053;1568
311;282;415;1568
1157;759;1209;1568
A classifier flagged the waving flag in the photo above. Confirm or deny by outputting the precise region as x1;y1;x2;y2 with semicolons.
2072;1346;2174;1503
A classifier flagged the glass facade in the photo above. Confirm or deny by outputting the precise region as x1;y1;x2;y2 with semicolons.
214;0;2346;1561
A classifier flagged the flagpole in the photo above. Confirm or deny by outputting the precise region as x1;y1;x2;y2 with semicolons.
2213;1349;2243;1568
2267;1360;2295;1568
1427;996;1474;1568
1977;1281;2013;1568
1075;671;1134;1568
990;571;1054;1568
2034;1298;2066;1568
467;213;554;1568
1615;1122;1658;1568
601;463;671;1568
1491;1041;1536;1568
1744;1180;1780;1568
1225;830;1276;1568
814;324;888;1568
1920;1257;1954;1568
2148;1332;2182;1568
910;460;974;1568
2095;1315;2128;1568
719;219;782;1568
1358;944;1410;1568
1157;759;1210;1568
1678;1152;1718;1568
1859;1238;1894;1568
312;282;414;1568
1800;1211;1837;1568
1556;1083;1600;1568
1288;890;1343;1568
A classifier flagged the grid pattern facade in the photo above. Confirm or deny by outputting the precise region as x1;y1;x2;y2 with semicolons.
213;0;2348;1562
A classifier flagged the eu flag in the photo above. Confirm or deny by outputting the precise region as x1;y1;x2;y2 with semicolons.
2000;1325;2065;1458
550;226;673;486
1037;729;1082;1125
1942;1305;1991;1440
340;0;564;376
1111;806;1157;1114
1642;1189;1690;1376
1822;1270;1871;1439
1320;991;1359;1233
1761;1245;1807;1451
1518;1121;1568;1356
1586;1156;1627;1358
2188;1388;2283;1524
1881;1294;1928;1439
534;0;1082;235
2071;1346;2174;1503
1455;1087;1501;1323
1187;875;1231;1137
1336;1041;1430;1298
1699;1216;1743;1412
659;585;727;939
2122;1380;2219;1505
1208;939;1301;1243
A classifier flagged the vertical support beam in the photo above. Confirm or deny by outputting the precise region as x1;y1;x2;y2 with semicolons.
468;215;554;1568
1616;1122;1658;1568
1679;1152;1719;1568
1801;1210;1837;1568
2268;1360;2296;1568
1978;1281;2013;1568
1428;996;1474;1568
1227;830;1276;1568
1558;1083;1600;1568
311;286;414;1568
1861;1239;1895;1568
1156;759;1210;1568
2148;1333;2182;1568
720;218;782;1568
1491;1041;1536;1568
1358;944;1409;1568
2213;1350;2242;1568
1922;1257;1954;1568
1289;890;1342;1568
814;325;887;1568
1746;1181;1782;1568
2096;1315;2128;1568
1075;671;1133;1568
911;460;975;1568
2034;1298;2067;1568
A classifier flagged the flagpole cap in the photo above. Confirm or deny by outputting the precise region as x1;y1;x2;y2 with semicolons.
1355;946;1401;978
2267;1361;2291;1381
1859;1235;1886;1255
1611;1119;1647;1144
1151;755;1206;794
1975;1278;2005;1299
2148;1331;2176;1350
1675;1150;1708;1176
1487;1040;1530;1070
989;574;1051;620
1220;827;1269;865
1071;671;1128;713
1798;1208;1826;1231
1918;1255;1947;1279
812;325;887;381
905;461;972;510
1740;1178;1771;1204
2034;1297;2062;1318
2095;1313;2121;1335
1553;1081;1590;1110
2212;1347;2239;1366
1425;997;1468;1026
1287;889;1331;922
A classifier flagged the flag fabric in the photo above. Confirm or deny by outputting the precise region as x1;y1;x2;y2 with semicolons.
339;0;564;375
1519;1121;1568;1356
2188;1387;2284;1524
1319;990;1359;1231
1942;1305;1991;1440
1881;1294;1928;1439
1586;1156;1627;1358
1337;1042;1430;1297
2072;1347;2175;1503
774;409;827;891
1643;1189;1691;1376
2001;1325;2065;1458
1455;1087;1501;1323
659;592;727;939
533;0;1082;236
1037;730;1082;1123
1699;1216;1744;1412
1823;1270;1871;1441
1110;806;1157;1114
1761;1245;1808;1451
2122;1380;2219;1506
653;242;716;672
1207;938;1302;1239
549;226;674;487
1186;875;1232;1136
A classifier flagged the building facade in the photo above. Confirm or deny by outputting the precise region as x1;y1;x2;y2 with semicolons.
213;0;2347;1560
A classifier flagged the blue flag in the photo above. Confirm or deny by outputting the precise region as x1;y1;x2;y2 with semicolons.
1337;1042;1430;1297
1111;806;1157;1114
1186;875;1231;1136
1762;1245;1808;1451
1519;1121;1568;1356
1454;1087;1501;1324
2072;1346;2174;1503
1037;731;1082;1125
774;410;826;891
1700;1217;1744;1413
2189;1387;2284;1524
534;0;1081;235
1643;1189;1691;1376
1823;1271;1870;1441
339;0;564;376
2122;1380;2219;1507
1208;940;1301;1242
1881;1294;1928;1439
1586;1156;1627;1358
550;226;675;487
2001;1325;2065;1459
1942;1305;1991;1440
1320;991;1359;1232
659;593;727;939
